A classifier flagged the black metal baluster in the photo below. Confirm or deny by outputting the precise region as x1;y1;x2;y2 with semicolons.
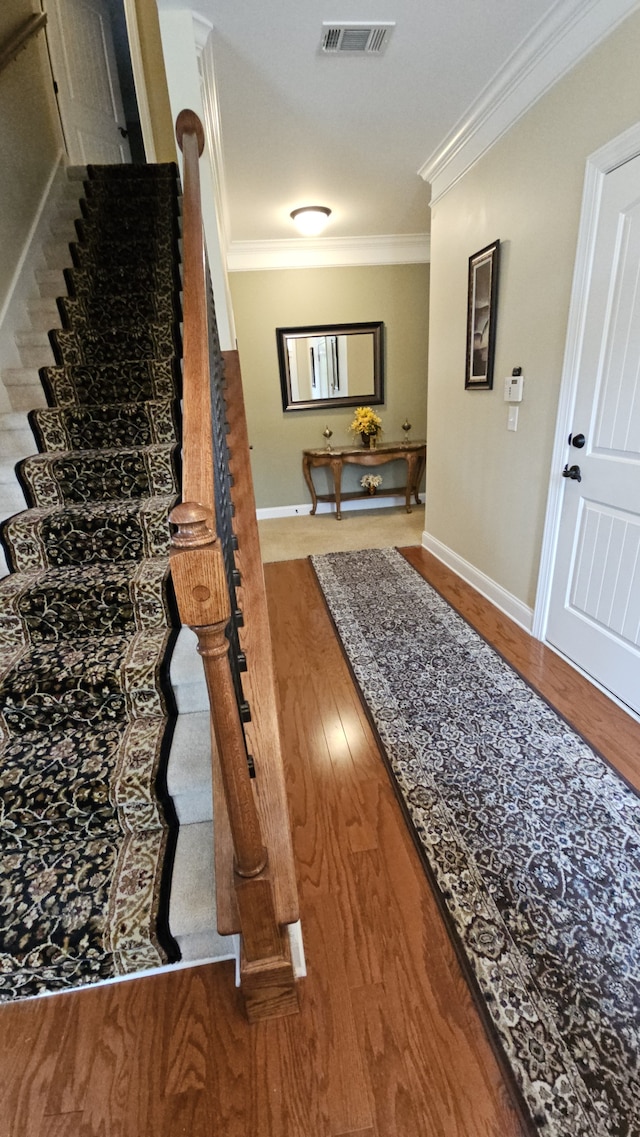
204;262;254;774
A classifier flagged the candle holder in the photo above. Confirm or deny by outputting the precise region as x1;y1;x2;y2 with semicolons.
322;426;333;450
401;419;412;444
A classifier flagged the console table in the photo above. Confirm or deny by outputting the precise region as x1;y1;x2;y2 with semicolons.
302;440;426;520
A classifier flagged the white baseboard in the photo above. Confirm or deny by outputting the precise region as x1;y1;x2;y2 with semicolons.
422;530;534;633
0;150;67;371
287;920;307;979
257;495;408;520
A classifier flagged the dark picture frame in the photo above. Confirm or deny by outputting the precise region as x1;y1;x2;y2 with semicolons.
465;240;500;390
276;321;384;412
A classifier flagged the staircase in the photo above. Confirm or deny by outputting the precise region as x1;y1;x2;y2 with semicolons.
0;164;235;997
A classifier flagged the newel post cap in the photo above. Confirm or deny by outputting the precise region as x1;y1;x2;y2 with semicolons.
170;501;215;548
175;109;205;157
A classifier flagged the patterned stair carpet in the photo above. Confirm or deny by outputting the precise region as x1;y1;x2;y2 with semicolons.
312;547;640;1137
0;163;183;1000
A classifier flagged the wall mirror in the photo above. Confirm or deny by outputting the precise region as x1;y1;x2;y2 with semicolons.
276;321;384;412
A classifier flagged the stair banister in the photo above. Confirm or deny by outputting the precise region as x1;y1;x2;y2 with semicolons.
170;109;301;1020
170;110;266;882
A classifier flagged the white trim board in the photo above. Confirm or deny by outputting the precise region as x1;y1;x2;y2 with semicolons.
419;0;640;204
122;0;156;163
422;531;534;633
227;233;430;272
257;495;410;520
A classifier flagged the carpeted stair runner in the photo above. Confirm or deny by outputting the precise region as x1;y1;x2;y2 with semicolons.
0;163;183;1000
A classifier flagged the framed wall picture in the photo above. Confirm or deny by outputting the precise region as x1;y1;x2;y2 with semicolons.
465;240;500;390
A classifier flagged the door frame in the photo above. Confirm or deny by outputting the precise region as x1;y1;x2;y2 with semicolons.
122;0;156;162
533;120;640;643
43;0;141;164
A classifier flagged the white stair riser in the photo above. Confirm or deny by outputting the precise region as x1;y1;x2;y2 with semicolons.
15;330;50;349
167;709;212;823
26;304;62;331
0;485;27;514
170;627;209;713
52;200;82;220
2;368;40;388
168;821;237;962
8;386;47;412
0;429;35;457
16;342;54;368
42;241;73;270
0;458;20;482
49;217;79;240
35;269;66;298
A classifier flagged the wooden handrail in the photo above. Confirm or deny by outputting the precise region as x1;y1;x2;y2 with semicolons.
170;110;301;1021
174;110;214;519
0;13;47;77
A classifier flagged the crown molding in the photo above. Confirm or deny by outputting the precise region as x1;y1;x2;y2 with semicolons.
419;0;640;204
191;11;213;53
226;233;430;272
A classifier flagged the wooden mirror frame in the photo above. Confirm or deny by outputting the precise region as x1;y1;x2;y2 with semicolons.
276;321;384;412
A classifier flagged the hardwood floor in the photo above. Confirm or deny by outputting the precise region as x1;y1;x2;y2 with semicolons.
1;548;638;1136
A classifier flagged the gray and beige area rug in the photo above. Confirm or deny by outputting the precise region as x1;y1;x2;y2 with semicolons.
312;547;640;1137
0;164;182;999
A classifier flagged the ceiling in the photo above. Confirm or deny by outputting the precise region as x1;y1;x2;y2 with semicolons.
157;0;576;246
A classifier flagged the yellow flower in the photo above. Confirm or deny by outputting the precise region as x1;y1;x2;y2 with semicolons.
349;406;382;436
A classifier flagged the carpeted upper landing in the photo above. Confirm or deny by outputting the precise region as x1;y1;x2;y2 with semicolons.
0;162;183;1000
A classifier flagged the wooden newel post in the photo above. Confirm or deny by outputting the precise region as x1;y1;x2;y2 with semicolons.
169;502;267;879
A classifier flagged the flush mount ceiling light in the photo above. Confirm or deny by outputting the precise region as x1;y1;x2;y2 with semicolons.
290;206;332;236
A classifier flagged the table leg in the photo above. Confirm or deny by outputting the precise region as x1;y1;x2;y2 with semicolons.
303;455;318;515
413;453;426;505
331;458;343;519
404;455;414;513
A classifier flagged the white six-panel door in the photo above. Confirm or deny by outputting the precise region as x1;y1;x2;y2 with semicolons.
546;154;640;715
45;0;131;165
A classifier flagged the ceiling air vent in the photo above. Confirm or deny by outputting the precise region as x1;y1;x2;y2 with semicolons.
321;22;395;55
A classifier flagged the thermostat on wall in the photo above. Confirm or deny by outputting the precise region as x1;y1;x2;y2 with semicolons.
504;371;524;402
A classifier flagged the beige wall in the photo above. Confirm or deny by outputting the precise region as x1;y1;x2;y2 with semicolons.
426;10;640;610
229;263;429;508
0;1;62;315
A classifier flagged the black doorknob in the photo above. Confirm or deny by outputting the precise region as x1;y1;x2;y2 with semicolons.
568;432;586;448
562;464;582;482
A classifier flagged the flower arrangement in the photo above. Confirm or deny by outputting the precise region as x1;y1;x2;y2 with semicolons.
361;474;382;494
349;406;382;438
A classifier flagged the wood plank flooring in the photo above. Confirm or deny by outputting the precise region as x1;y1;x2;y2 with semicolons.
1;548;638;1136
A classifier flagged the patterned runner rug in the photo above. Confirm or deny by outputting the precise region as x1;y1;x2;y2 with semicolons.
0;164;182;1000
312;547;640;1137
